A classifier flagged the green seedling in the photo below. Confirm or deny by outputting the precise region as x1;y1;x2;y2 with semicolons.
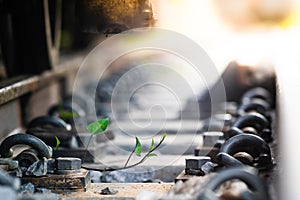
123;134;166;168
83;117;109;162
82;117;167;171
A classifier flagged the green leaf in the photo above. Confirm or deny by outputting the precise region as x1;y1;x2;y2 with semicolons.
161;133;167;141
150;138;155;150
99;118;109;131
86;118;109;134
147;153;157;157
134;137;142;156
55;136;60;150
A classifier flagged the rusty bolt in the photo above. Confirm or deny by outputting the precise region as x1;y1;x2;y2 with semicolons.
56;157;81;170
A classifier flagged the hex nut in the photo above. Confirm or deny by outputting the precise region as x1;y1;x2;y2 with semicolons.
56;157;81;170
186;156;211;170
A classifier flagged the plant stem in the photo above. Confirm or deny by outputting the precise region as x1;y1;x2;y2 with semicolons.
124;149;134;167
120;136;165;170
82;135;166;172
83;134;93;163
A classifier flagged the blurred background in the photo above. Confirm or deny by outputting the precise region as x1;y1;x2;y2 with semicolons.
0;0;300;199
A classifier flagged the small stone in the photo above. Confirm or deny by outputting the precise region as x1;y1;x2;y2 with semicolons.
201;161;218;174
100;167;155;183
25;158;47;177
15;167;24;178
90;171;102;183
35;188;52;194
100;187;118;195
47;159;55;174
19;183;35;195
15;166;27;177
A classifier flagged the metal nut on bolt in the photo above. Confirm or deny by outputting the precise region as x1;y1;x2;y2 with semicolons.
56;157;81;170
186;156;211;170
185;156;211;176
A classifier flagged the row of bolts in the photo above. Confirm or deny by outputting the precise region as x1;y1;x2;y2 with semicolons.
0;71;275;199
186;87;275;200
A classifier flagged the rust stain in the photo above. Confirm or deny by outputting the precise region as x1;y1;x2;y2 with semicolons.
85;0;153;27
21;169;89;191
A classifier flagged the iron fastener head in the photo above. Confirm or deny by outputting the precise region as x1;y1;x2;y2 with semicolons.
56;157;81;170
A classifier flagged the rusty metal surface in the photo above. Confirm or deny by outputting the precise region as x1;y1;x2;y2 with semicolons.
78;0;154;32
175;169;197;183
86;0;147;21
21;169;90;192
0;54;84;106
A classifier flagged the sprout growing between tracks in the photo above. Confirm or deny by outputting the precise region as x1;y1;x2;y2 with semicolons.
82;117;167;171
